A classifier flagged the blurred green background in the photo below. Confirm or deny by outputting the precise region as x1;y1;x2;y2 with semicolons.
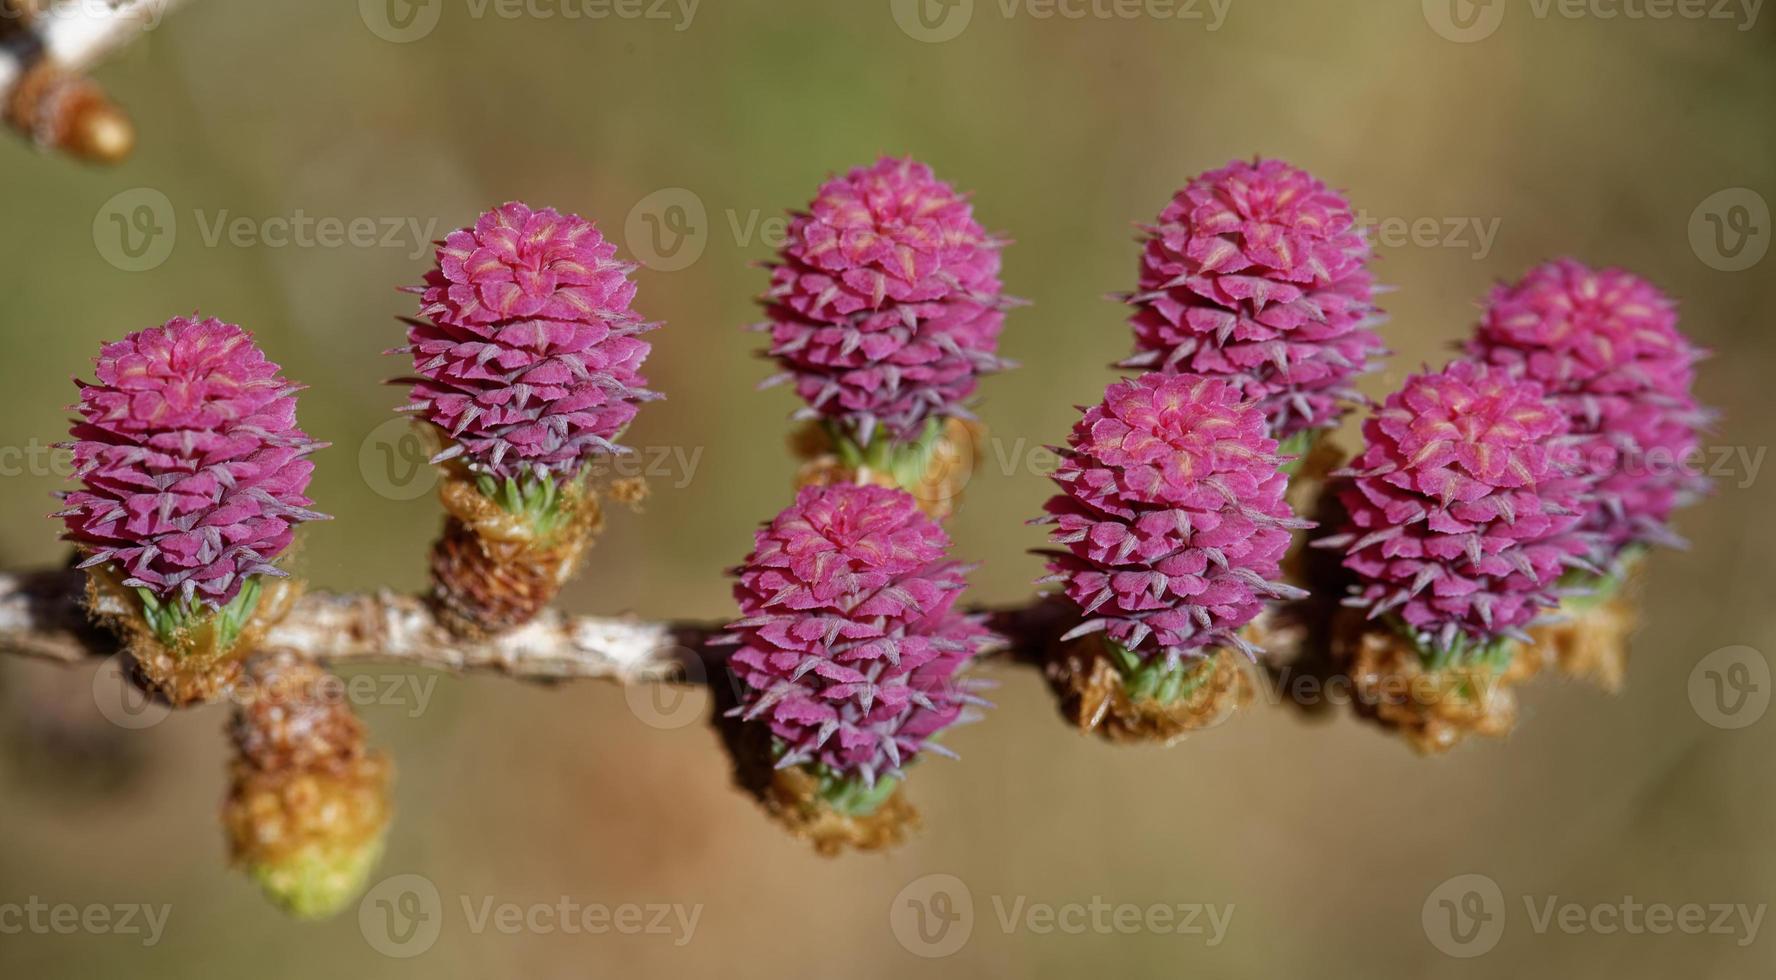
1;0;1773;976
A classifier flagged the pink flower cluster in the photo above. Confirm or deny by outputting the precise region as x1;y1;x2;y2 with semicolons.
723;484;993;784
1123;158;1383;440
757;157;1012;443
399;202;658;479
59;317;327;607
1040;373;1305;663
1329;360;1592;651
1467;259;1709;558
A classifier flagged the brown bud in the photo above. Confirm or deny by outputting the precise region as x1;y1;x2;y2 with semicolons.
426;471;603;637
791;418;984;521
223;652;393;919
713;699;918;856
1045;634;1251;745
81;567;300;707
1332;609;1539;755
6;64;134;164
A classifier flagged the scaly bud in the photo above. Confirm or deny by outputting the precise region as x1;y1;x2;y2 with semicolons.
223;651;392;919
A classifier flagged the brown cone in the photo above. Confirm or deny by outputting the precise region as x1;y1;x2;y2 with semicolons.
1045;635;1251;745
426;472;604;638
792;418;983;521
1332;609;1539;755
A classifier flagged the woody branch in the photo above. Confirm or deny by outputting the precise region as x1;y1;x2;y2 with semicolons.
0;567;1061;684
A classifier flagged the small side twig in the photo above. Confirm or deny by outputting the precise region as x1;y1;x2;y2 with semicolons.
1;0;191;161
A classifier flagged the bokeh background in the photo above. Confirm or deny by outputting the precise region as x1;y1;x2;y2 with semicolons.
2;0;1773;976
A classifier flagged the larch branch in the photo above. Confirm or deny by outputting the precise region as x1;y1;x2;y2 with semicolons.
0;568;1062;685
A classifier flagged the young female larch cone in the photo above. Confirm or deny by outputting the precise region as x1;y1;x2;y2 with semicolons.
1318;360;1593;753
1466;260;1712;690
1120;158;1385;458
394;201;660;637
716;484;995;855
757;157;1017;520
223;651;393;920
56;317;326;705
1035;373;1309;745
